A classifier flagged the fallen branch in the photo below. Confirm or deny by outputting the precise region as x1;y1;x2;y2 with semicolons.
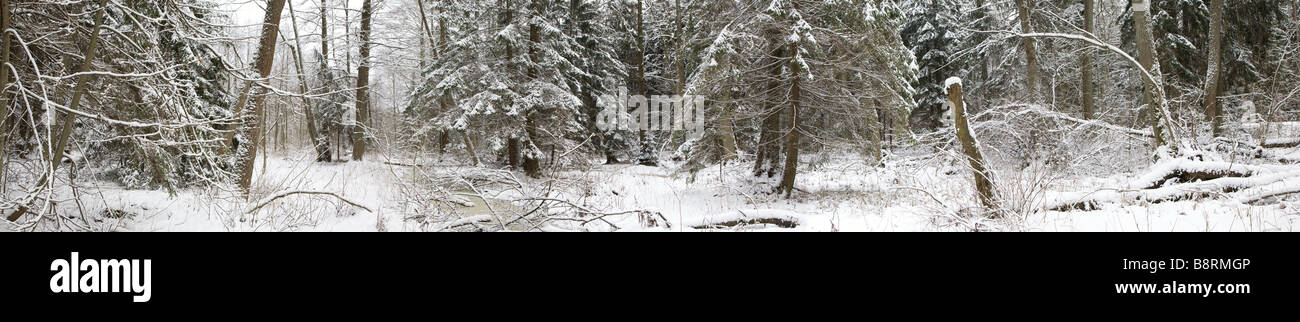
247;191;373;215
979;104;1154;138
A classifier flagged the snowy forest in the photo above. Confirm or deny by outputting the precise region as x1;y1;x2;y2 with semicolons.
0;0;1298;232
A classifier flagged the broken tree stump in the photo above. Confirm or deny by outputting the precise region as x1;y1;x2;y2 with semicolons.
947;77;998;210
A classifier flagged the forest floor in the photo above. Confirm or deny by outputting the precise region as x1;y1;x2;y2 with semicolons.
9;143;1297;232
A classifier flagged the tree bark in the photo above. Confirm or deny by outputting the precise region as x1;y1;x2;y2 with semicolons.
416;0;435;62
948;80;997;210
462;130;480;166
717;88;739;162
288;0;330;162
632;0;655;166
320;0;330;61
778;54;801;198
0;0;11;191
1081;0;1096;119
674;0;685;96
522;0;542;177
1016;0;1041;102
864;103;883;165
1133;0;1166;148
1203;0;1226;137
753;49;784;178
235;0;289;195
351;0;372;161
439;12;455;155
343;0;352;74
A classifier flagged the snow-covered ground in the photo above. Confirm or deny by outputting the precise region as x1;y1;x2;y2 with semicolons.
7;144;1295;232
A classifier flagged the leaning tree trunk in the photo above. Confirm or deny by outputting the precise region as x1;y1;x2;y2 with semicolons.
287;0;330;162
947;78;997;210
351;0;372;161
1203;0;1226;137
8;0;111;222
1016;0;1041;102
1081;0;1096;119
234;0;289;196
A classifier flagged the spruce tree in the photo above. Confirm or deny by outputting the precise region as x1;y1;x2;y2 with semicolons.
901;0;963;132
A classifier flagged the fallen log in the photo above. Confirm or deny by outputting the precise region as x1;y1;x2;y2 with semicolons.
1262;138;1300;149
1051;169;1300;211
1131;158;1281;189
687;210;803;230
1232;175;1300;205
1210;138;1299;163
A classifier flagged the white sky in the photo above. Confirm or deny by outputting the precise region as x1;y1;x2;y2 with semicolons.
222;0;269;25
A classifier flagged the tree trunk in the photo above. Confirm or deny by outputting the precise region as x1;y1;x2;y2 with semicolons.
508;138;520;169
674;0;685;96
462;131;480;166
1203;0;1226;137
439;13;454;156
948;79;997;210
0;0;11;191
522;1;542;177
352;0;372;161
343;0;352;74
754;47;784;178
864;103;883;165
1016;0;1041;102
416;0;435;63
632;0;655;166
235;0;288;195
288;0;330;162
718;88;739;162
320;0;330;61
1081;0;1096;119
1133;0;1166;148
778;59;801;198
